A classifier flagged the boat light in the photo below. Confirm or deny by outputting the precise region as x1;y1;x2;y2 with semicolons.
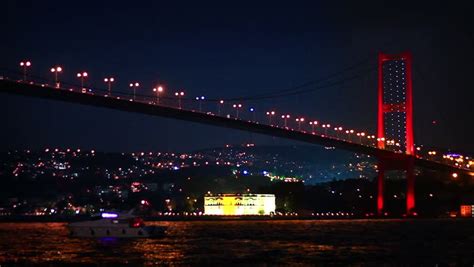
101;212;118;218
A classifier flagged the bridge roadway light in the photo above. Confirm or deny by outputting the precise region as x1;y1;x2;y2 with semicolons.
334;126;343;139
19;60;32;81
104;77;115;96
321;124;330;136
129;82;140;101
218;100;224;116
309;121;318;133
295;117;305;131
367;135;376;146
232;103;242;118
266;111;276;125
76;72;88;89
249;107;256;121
356;132;366;143
195;96;205;112
175;91;185;109
345;129;354;141
281;114;290;128
50;66;62;88
153;85;164;105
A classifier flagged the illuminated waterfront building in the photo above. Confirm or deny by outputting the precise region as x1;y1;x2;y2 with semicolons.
204;194;276;215
460;205;474;217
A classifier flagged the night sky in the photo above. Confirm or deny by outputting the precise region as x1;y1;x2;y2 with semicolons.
1;1;473;153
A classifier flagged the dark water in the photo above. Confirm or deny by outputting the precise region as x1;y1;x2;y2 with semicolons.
0;219;473;266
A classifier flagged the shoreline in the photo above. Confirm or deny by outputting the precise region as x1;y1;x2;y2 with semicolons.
0;215;466;222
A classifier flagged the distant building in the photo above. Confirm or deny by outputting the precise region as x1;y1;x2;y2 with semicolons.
460;205;473;217
204;194;275;215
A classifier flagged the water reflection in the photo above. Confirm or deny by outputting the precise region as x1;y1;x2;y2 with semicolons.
0;219;473;265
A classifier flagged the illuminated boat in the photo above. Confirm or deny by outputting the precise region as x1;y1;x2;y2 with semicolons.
68;212;166;238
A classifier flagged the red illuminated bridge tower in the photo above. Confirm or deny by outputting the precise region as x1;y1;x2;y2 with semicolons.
376;52;416;216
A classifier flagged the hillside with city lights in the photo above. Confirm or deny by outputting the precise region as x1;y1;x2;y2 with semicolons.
1;145;472;220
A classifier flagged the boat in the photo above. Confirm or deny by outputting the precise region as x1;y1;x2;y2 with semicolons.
68;211;166;238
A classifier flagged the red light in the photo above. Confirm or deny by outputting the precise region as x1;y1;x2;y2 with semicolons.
129;217;144;228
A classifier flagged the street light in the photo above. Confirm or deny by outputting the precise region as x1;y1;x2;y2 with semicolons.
281;114;290;128
266;111;275;125
76;72;88;89
232;103;242;118
218;100;224;115
153;85;164;104
309;121;318;133
334;126;343;139
356;132;366;143
321;124;331;136
249;107;256;121
50;66;62;88
367;135;376;146
195;96;205;112
175;91;185;109
19;61;31;81
104;77;115;96
345;129;354;141
129;82;140;100
295;117;305;131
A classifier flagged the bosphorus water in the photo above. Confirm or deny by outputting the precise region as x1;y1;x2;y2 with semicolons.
0;219;473;265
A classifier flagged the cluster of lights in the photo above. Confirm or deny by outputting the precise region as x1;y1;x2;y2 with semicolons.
312;212;354;217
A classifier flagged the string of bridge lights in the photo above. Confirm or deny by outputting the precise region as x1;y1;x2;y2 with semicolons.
5;60;473;172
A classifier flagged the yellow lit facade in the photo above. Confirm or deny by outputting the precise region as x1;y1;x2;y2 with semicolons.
204;194;276;215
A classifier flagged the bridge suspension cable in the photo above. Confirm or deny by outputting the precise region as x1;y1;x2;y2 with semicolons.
221;58;374;101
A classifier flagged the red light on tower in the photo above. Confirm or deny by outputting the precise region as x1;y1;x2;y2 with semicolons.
460;205;472;217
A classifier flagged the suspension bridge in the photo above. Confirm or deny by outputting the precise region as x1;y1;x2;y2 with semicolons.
1;52;472;216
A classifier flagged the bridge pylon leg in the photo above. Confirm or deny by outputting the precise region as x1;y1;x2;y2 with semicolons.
406;159;416;215
377;163;385;216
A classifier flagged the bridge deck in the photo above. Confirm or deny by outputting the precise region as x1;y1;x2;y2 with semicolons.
0;79;471;175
